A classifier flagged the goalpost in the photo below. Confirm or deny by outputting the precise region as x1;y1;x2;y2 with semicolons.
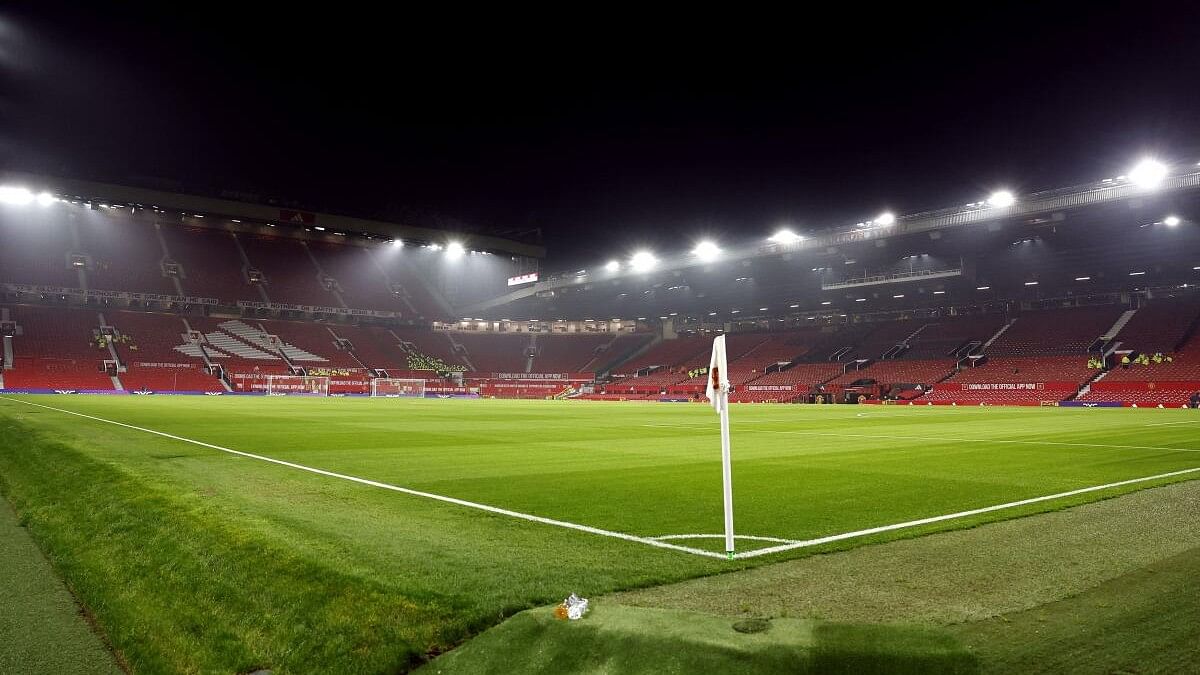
371;378;426;398
264;375;330;396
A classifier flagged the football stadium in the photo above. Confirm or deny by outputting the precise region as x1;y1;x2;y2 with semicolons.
2;8;1200;675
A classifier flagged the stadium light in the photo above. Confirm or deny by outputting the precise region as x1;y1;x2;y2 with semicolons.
692;240;721;262
987;190;1016;208
1128;158;1168;190
1129;271;1146;276
446;241;465;257
892;294;905;298
855;298;867;302
605;260;620;272
976;286;991;290
1024;281;1039;286
820;301;832;305
933;290;946;295
1075;276;1091;281
768;229;802;244
391;239;404;248
1164;215;1181;226
630;250;657;272
36;192;55;207
0;186;34;205
875;212;896;226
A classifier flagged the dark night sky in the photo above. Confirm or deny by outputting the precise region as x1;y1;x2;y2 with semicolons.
4;4;1200;268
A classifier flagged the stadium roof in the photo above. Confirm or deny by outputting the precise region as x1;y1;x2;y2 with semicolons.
0;172;547;259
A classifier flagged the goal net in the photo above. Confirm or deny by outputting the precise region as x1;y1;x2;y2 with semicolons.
265;375;330;396
371;378;426;398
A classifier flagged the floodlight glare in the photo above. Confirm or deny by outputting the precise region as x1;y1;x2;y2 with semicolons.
769;229;803;244
446;241;465;257
630;250;657;272
605;260;620;272
0;186;34;205
876;212;896;226
391;239;404;248
692;240;721;261
987;190;1016;208
1164;215;1181;226
36;192;55;207
1128;159;1168;190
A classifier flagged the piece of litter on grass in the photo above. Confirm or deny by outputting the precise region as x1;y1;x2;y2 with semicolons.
556;593;589;620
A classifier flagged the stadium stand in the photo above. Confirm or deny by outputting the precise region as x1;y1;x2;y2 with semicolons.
254;320;362;369
986;306;1124;356
900;314;1009;359
239;235;339;307
850;320;927;359
827;359;958;388
370;250;448;320
0;217;82;288
1110;298;1200;354
161;227;259;301
106;311;225;392
612;336;710;374
533;334;614;373
307;242;406;313
2;305;114;390
946;356;1093;385
328;324;410;372
453;332;530;373
77;218;177;295
394;329;468;371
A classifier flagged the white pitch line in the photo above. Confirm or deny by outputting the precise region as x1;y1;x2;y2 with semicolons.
642;422;1200;453
733;465;1200;559
0;396;727;560
653;534;798;544
1144;420;1200;427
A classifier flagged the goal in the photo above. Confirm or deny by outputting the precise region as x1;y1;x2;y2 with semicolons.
264;375;330;396
371;378;426;398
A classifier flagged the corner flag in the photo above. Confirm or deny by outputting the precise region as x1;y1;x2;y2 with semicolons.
706;334;729;413
705;335;735;558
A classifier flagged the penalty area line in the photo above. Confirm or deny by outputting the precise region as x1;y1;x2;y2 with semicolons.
0;396;728;560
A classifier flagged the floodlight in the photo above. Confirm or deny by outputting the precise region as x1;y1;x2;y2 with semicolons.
36;192;55;207
605;260;620;272
1164;215;1181;226
893;294;905;298
933;290;946;295
820;301;832;305
1024;281;1039;286
692;240;721;261
1128;159;1167;189
0;186;34;205
769;229;802;244
392;239;404;248
987;190;1015;208
976;286;991;290
630;250;657;272
1075;276;1091;281
855;298;867;302
446;241;465;257
876;212;896;226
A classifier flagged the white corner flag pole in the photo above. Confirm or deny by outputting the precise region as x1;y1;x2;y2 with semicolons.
706;334;735;559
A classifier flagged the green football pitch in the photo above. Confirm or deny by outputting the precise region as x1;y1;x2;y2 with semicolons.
0;394;1197;673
